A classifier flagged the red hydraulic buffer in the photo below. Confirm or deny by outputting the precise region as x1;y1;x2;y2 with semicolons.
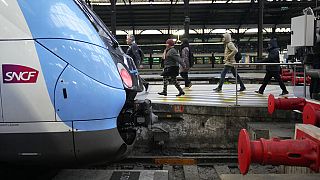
281;68;290;73
291;76;311;85
281;69;292;76
281;71;303;77
303;103;320;126
268;94;306;114
281;75;292;82
238;129;320;175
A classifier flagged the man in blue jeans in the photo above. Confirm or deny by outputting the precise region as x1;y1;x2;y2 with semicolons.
213;33;246;92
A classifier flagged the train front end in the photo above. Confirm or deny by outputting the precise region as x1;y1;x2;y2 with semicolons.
0;0;152;165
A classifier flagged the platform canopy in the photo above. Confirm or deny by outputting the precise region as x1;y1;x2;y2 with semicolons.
86;0;317;52
89;0;314;29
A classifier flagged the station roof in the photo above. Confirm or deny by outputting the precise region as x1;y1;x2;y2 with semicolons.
90;0;315;30
88;0;317;52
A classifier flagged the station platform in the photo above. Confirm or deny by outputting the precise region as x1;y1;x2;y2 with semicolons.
141;72;266;80
136;84;303;107
140;73;267;84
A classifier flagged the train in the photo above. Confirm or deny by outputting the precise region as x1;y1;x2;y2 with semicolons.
0;0;155;166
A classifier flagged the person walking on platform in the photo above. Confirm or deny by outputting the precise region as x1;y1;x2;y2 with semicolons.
255;39;289;96
180;38;192;88
213;33;246;92
158;39;185;97
126;34;149;91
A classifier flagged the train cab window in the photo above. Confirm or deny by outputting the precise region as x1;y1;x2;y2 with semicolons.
75;0;120;51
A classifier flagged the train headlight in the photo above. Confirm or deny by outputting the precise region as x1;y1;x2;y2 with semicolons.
117;63;132;88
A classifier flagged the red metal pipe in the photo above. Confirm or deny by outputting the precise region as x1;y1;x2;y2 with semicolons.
238;129;319;175
291;76;311;85
303;103;320;126
281;75;292;82
281;69;290;74
282;71;303;76
268;94;306;114
282;71;293;76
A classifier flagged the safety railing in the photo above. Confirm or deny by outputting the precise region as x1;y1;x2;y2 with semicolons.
233;62;305;106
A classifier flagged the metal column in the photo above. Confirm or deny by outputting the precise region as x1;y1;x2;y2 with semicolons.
235;65;238;106
184;0;190;39
257;0;264;61
168;0;173;35
304;64;307;97
128;0;135;35
111;0;117;36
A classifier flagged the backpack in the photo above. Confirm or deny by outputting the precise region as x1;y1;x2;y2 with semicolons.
188;49;195;68
235;51;242;63
227;42;242;63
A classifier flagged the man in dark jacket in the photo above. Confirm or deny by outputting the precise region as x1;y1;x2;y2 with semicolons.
126;34;142;67
126;34;149;91
158;39;185;96
255;39;289;96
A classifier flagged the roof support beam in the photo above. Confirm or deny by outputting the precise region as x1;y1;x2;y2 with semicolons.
128;0;136;34
237;1;255;30
257;0;264;61
168;0;173;35
184;0;190;39
111;0;117;35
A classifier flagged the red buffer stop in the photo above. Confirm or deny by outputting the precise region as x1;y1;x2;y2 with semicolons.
291;76;311;85
281;76;292;82
268;94;306;114
303;103;320;127
238;129;320;175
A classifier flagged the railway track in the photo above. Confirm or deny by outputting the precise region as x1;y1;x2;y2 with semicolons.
77;152;240;180
2;152;282;179
116;152;238;166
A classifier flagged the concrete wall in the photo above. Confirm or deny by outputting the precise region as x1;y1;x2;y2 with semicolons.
133;103;300;153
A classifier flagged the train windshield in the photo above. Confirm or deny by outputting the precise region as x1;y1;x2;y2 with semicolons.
74;0;120;50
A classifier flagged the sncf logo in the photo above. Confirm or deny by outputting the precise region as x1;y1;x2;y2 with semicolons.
2;64;39;83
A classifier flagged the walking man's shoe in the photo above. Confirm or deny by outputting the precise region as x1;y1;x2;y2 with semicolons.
158;91;167;96
176;91;185;97
213;87;222;92
279;91;289;96
254;90;263;95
